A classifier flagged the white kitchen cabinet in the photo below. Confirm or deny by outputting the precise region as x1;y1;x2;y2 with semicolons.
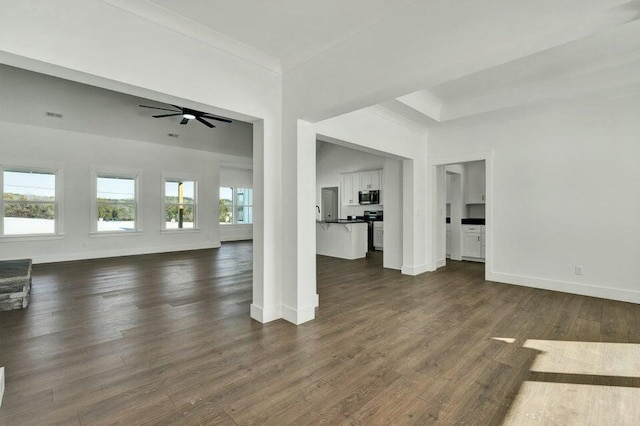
373;221;383;250
341;170;383;206
465;161;486;204
360;170;381;191
462;224;485;261
341;173;359;206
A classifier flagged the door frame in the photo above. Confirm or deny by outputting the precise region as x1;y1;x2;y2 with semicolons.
428;151;493;280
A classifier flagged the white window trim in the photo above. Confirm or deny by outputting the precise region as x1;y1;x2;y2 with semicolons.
0;164;64;238
161;172;200;231
219;187;253;225
90;167;142;235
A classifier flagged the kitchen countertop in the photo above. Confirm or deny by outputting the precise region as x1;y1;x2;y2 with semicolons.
461;218;485;225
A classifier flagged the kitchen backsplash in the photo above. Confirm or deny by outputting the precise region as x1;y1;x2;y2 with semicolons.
342;204;383;218
467;204;485;218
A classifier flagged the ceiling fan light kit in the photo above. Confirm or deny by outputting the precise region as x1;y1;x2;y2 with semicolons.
139;104;232;128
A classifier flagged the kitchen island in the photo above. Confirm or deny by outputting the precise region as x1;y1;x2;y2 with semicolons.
316;220;368;260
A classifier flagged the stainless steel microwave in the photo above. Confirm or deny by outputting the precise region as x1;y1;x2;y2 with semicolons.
358;190;379;205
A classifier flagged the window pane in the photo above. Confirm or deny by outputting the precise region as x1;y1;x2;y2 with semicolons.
3;202;55;234
219;187;233;223
165;180;195;205
236;206;253;224
237;188;253;206
165;204;194;229
165;181;179;199
3;171;55;200
97;177;135;201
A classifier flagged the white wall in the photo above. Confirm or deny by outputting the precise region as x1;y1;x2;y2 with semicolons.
0;121;251;263
316;142;385;219
220;166;253;242
430;93;640;303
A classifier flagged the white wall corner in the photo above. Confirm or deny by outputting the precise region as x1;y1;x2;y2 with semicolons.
281;303;316;325
488;271;640;305
436;258;446;268
250;303;281;324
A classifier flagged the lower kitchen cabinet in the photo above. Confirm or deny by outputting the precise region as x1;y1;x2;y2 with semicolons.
462;224;485;262
373;221;383;250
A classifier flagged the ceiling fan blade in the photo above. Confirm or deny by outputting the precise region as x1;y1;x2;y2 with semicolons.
180;117;189;125
201;115;233;123
140;105;180;112
153;113;183;118
196;116;215;128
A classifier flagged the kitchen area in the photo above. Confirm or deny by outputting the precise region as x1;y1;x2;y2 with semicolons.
446;160;486;263
315;141;389;261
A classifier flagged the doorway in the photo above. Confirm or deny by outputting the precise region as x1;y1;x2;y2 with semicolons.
431;154;491;280
321;187;339;222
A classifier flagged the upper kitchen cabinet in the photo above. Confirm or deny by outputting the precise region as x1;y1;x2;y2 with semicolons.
465;161;486;204
341;170;383;206
341;173;359;205
359;170;381;191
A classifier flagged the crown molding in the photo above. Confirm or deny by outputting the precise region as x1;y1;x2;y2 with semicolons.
101;0;282;74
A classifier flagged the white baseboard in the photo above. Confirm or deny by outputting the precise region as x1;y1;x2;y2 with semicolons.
401;263;430;276
489;271;640;304
27;241;222;264
281;303;316;325
220;236;253;242
436;258;446;268
0;366;4;408
250;303;281;324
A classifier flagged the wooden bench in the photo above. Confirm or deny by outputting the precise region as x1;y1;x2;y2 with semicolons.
0;259;32;311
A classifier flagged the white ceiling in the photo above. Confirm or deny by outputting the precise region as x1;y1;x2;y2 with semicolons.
147;0;417;69
0;64;254;157
106;0;640;126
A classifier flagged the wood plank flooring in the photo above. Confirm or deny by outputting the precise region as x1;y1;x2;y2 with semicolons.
0;242;639;425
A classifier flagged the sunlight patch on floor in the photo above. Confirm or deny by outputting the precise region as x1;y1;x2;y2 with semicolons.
523;340;640;377
496;338;640;425
503;381;640;425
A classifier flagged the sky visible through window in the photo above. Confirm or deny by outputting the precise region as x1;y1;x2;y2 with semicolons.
97;177;135;200
3;171;55;198
219;187;233;201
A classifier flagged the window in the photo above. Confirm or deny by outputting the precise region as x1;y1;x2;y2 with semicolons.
96;175;137;232
164;179;196;230
2;169;58;235
219;187;253;224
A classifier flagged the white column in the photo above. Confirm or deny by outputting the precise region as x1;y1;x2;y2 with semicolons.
402;148;429;275
280;119;317;324
251;119;283;323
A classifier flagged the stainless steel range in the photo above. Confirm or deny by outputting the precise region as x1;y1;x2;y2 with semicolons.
357;210;383;251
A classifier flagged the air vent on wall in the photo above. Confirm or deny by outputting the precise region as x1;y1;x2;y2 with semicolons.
45;111;63;119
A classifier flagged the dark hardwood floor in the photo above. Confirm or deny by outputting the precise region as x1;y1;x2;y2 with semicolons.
0;242;638;425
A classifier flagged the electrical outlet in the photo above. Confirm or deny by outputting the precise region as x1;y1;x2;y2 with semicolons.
575;265;583;276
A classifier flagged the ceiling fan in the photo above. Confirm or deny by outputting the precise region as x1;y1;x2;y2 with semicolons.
139;104;232;128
